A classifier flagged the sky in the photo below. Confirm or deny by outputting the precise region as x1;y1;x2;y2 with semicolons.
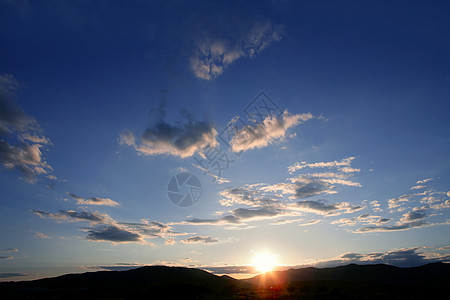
1;0;450;281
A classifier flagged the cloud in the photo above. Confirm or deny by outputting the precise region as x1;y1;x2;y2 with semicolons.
32;209;111;224
0;255;13;259
32;205;189;245
86;225;143;243
388;195;410;209
356;220;430;232
4;248;18;252
288;157;359;174
219;186;276;207
34;232;50;239
313;247;450;268
185;206;289;226
332;214;384;227
190;19;283;80
229;111;313;152
437;246;450;250
180;236;218;244
201;266;255;275
400;210;427;223
200;247;450;275
66;192;120;207
164;238;176;246
416;178;432;184
293;200;362;216
120;107;217;158
118;221;186;239
411;185;426;190
0;273;28;278
0;74;53;183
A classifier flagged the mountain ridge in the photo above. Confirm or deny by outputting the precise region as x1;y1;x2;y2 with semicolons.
1;262;448;299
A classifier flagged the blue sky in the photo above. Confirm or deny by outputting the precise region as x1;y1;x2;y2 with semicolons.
1;0;449;280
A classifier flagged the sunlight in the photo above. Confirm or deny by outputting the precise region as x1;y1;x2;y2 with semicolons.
252;250;278;273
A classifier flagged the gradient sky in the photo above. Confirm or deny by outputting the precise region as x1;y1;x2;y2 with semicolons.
1;0;450;281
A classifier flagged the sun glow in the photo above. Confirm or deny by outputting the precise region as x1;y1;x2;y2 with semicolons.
252;250;278;273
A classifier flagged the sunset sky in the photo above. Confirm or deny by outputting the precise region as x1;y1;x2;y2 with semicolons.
1;0;449;281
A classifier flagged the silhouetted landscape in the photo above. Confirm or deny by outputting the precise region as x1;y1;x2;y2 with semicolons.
1;262;448;299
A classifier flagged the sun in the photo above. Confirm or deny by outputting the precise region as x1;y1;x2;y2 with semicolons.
252;250;278;273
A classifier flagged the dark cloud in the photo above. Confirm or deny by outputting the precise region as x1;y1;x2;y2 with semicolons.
0;273;28;278
86;225;142;243
31;209;109;223
202;266;254;275
186;215;240;225
294;200;362;215
0;255;13;259
66;192;83;202
401;210;427;222
294;180;332;198
378;218;391;223
88;265;143;271
181;236;218;244
119;106;217;158
66;192;119;207
312;247;450;268
357;221;430;232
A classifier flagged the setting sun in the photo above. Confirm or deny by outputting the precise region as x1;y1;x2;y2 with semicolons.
252;250;278;273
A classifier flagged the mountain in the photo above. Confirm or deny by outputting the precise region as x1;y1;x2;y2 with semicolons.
243;261;450;286
1;263;448;299
0;266;239;299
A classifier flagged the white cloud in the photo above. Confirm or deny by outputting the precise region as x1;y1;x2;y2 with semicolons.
288;157;358;174
416;178;432;184
411;185;426;190
230;111;313;152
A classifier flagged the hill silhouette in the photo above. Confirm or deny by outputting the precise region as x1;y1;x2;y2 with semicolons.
0;262;448;299
244;261;449;285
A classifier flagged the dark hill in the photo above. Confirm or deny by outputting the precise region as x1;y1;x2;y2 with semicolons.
1;263;449;299
243;262;450;286
0;266;239;299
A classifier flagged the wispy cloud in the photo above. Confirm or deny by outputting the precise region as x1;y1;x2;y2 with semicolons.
288;157;359;174
34;232;50;239
32;209;111;224
190;19;283;80
180;236;218;244
66;192;119;207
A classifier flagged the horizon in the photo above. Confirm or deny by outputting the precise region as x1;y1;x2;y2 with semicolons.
1;0;449;283
2;260;448;283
